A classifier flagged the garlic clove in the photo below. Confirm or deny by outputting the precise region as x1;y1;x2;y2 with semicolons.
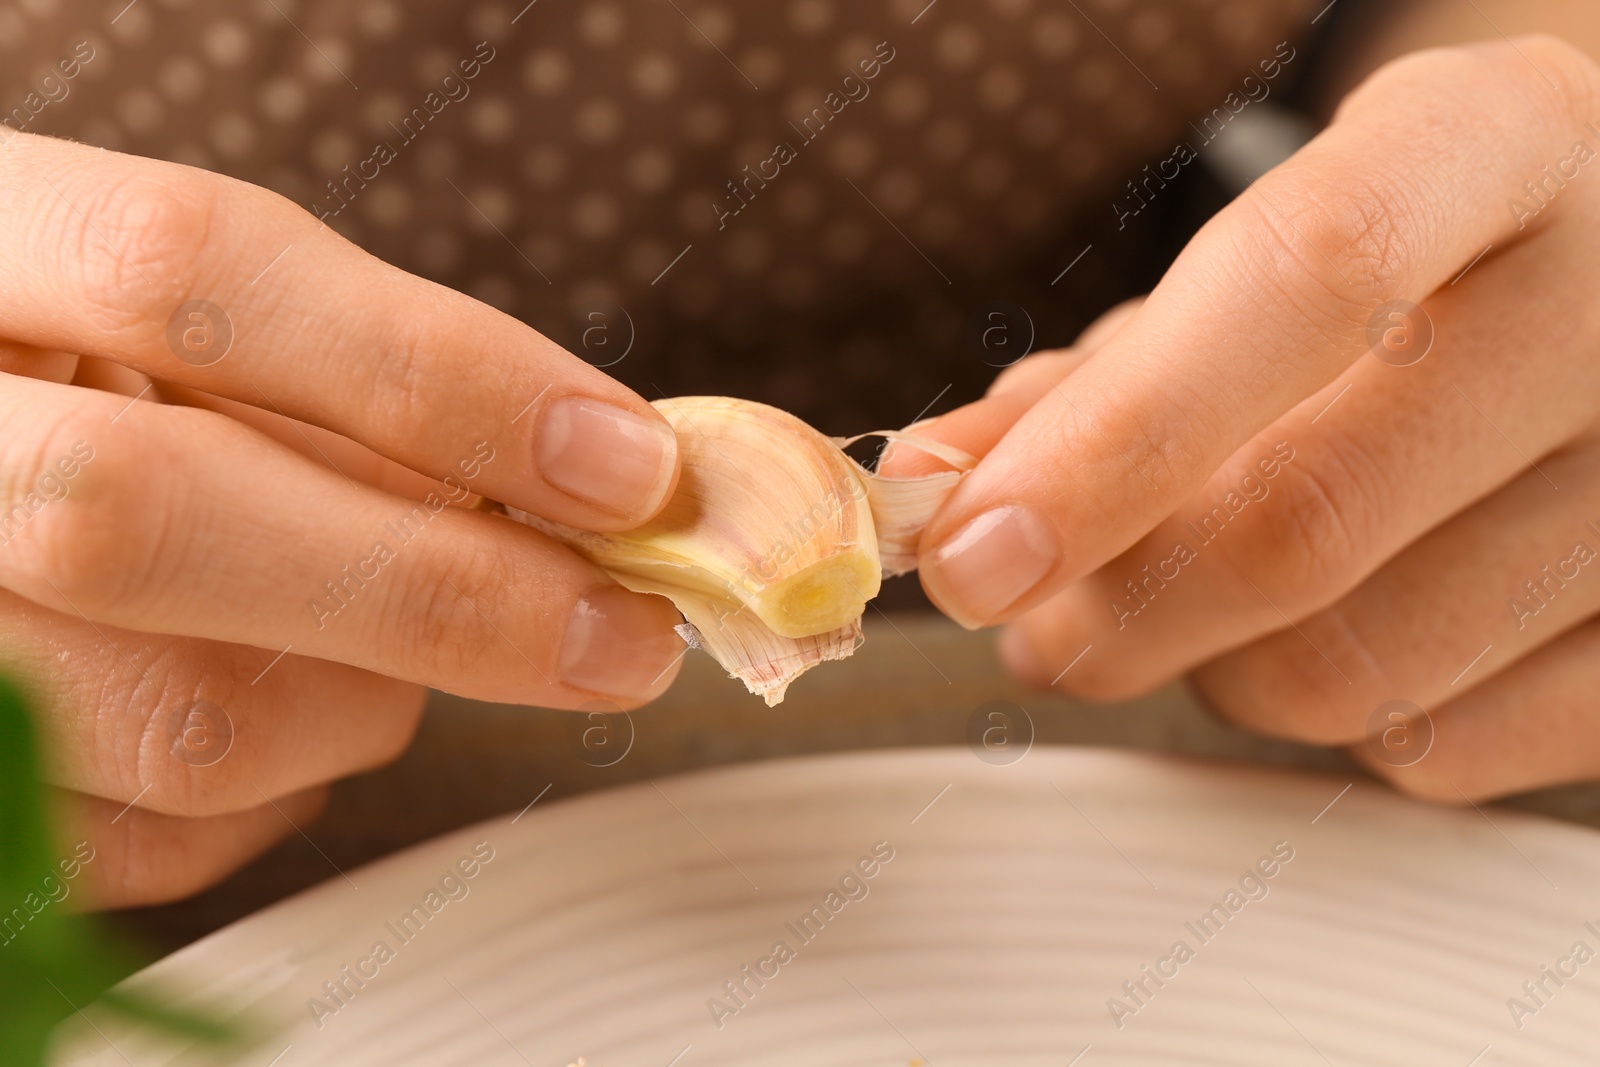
509;397;973;704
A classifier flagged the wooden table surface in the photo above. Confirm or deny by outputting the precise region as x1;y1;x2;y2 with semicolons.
116;612;1600;965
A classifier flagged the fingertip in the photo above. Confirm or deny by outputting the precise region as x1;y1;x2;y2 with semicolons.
917;504;1062;630
66;785;333;909
998;624;1055;688
557;585;686;706
1346;744;1469;806
918;570;987;630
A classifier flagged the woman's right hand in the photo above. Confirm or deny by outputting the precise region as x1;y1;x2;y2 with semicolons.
0;132;687;906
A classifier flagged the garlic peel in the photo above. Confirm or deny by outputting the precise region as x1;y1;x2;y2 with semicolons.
839;430;975;578
663;582;863;707
834;429;978;472
509;398;973;704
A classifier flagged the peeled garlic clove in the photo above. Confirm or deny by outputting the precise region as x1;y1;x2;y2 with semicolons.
522;396;881;639
509;397;973;704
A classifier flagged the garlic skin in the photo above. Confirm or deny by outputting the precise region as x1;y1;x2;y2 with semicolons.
511;396;973;704
834;429;974;579
660;584;864;707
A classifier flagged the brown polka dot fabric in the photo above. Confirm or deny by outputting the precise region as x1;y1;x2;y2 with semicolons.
2;0;1312;432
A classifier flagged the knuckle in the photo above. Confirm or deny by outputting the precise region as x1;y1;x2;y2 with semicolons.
0;406;102;545
1346;36;1600;125
118;648;422;817
363;303;452;432
1511;35;1600;120
71;174;217;340
1017;587;1176;703
386;529;522;679
2;419;131;605
366;322;427;424
108;817;231;906
17;408;206;614
1045;612;1160;703
1227;441;1389;611
1070;387;1205;503
1244;169;1418;324
1362;757;1462;805
131;657;247;817
1195;629;1364;745
89;827;145;906
88;807;185;906
1341;44;1488;119
22;488;133;610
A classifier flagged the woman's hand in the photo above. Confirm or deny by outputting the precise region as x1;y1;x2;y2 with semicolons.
0;132;687;905
898;36;1600;802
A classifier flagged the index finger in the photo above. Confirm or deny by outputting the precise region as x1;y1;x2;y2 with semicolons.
916;37;1600;628
0;131;678;531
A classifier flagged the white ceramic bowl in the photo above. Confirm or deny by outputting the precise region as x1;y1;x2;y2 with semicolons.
50;747;1600;1065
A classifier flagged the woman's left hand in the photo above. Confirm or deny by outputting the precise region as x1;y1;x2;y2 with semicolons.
894;36;1600;801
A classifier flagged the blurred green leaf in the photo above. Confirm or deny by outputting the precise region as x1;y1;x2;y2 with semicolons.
0;672;250;1066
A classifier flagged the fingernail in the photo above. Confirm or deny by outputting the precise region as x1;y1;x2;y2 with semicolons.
559;586;686;699
919;505;1059;629
536;396;677;520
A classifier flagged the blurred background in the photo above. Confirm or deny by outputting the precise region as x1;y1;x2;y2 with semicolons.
4;0;1351;442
